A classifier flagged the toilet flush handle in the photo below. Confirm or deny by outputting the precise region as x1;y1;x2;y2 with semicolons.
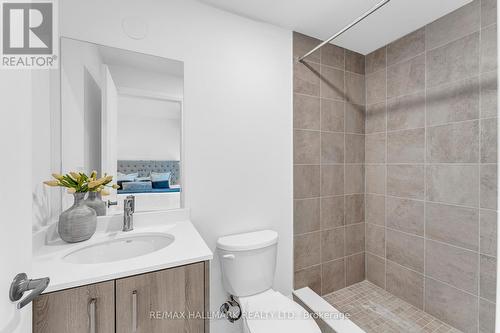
222;254;235;260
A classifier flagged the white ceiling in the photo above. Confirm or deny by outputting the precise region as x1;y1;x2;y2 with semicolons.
197;0;473;55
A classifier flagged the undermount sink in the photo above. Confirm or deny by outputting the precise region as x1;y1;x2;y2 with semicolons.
63;233;175;264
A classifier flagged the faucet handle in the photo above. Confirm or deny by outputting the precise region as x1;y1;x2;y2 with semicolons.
125;195;135;213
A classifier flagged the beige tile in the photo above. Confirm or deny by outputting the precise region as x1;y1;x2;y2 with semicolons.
366;70;387;104
366;165;386;195
481;117;498;163
482;0;497;28
345;164;364;195
480;164;498;209
425;202;479;251
346;253;365;286
321;99;344;132
293;32;321;63
481;24;497;73
366;223;385;257
345;72;365;105
320;65;344;100
321;259;345;294
294;94;320;130
426;77;480;126
366;194;385;226
387;165;424;200
425;0;480;50
345;49;365;74
425;277;478;333
427;121;479;163
321;228;345;262
387;54;425;99
294;165;320;199
386;229;424;273
479;299;496;333
387;91;425;130
365;133;386;163
425;239;478;294
366;253;385;288
386;261;424;309
480;254;497;302
366;102;386;134
426;164;479;206
321;196;344;230
320;165;344;196
294;61;320;96
480;209;497;257
345;223;365;256
387;28;425;66
366;47;386;74
321;132;344;163
386;197;424;236
320;43;344;69
345;134;365;163
345;194;365;225
345;103;365;134
294;232;321;270
294;265;321;295
387;128;425;163
481;71;498;118
294;129;320;164
294;198;320;235
426;32;480;88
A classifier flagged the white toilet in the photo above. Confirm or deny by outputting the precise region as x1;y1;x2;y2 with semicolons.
216;230;321;333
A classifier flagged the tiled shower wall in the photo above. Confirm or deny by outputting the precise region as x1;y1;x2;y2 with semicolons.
293;32;367;295
363;1;497;332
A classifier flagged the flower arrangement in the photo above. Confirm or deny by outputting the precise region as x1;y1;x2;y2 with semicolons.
44;171;119;195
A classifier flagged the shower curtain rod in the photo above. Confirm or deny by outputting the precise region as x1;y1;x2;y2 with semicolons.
298;0;391;62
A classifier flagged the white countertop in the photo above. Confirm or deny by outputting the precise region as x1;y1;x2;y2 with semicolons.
32;209;213;293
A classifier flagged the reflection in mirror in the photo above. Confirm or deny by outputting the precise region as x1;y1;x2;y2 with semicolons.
61;37;183;214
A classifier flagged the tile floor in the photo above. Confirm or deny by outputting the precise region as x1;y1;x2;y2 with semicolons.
323;280;463;333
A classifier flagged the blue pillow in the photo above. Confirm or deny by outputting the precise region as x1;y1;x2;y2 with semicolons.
150;172;171;189
117;172;138;182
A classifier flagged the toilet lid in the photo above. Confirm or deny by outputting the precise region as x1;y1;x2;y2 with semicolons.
238;290;321;333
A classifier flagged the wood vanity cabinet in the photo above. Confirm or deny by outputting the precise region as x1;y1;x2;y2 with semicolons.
33;261;209;333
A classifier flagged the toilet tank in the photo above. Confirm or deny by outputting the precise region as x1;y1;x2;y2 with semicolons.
216;230;278;297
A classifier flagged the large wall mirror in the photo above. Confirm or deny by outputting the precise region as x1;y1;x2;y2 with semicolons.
60;38;183;214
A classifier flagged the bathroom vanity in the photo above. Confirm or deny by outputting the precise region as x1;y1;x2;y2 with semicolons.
31;210;212;333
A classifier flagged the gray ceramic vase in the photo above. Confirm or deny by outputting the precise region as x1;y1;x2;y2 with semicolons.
84;191;106;216
58;192;97;243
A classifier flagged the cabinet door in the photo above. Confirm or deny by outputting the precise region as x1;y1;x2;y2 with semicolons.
116;262;206;333
33;280;115;333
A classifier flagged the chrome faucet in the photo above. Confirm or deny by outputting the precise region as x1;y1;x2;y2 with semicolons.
123;195;135;232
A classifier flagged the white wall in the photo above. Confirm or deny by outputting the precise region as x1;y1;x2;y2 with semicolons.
34;1;293;332
117;95;181;161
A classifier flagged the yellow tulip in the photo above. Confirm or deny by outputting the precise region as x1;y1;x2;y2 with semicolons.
100;189;110;196
67;188;76;194
51;173;64;180
112;184;120;189
69;172;80;181
43;180;60;187
90;170;97;180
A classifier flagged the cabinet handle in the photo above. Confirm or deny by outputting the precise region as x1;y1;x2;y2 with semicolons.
89;298;97;333
132;290;138;332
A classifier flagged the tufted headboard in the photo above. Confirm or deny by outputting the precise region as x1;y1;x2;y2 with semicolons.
117;160;180;185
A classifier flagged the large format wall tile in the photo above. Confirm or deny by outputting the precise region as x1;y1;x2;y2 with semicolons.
387;28;425;66
366;223;385;257
387;128;425;163
366;70;386;104
366;102;386;133
480;209;497;257
366;253;385;288
425;239;478;294
321;43;344;69
481;117;498;163
345;72;365;105
480;164;498;209
386;197;424;236
320;196;344;230
321;228;345;262
387;165;425;199
386;229;424;273
294;129;320;164
365;47;386;74
425;277;478;333
479;299;496;333
294;93;320;130
481;24;497;73
320;165;344;196
426;77;479;126
425;202;479;251
345;223;365;255
345;134;365;163
320;65;344;100
320;99;344;132
345;164;364;194
426;165;479;206
294;165;320;199
293;32;321;63
426;33;480;88
426;121;479;163
366;194;385;226
294;198;320;235
386;261;424;309
345;103;365;134
321;132;344;163
321;259;345;294
365;165;385;195
480;71;498;118
365;133;386;163
480;254;497;302
345;50;365;74
482;0;497;28
387;54;425;98
346;253;365;285
294;61;321;96
387;91;425;130
294;232;321;270
294;265;321;295
425;0;480;50
345;194;364;224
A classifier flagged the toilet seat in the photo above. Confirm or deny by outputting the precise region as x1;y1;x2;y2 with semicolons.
237;289;321;333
